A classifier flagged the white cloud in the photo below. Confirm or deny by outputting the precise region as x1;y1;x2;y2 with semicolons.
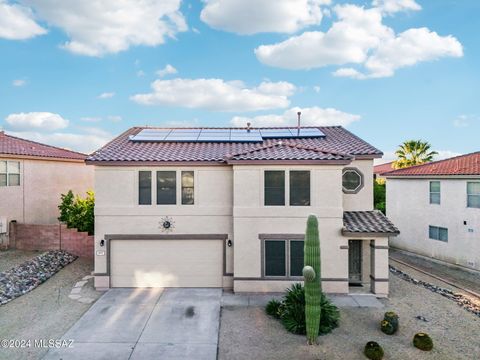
20;0;187;56
131;78;296;112
156;64;178;77
97;92;115;99
136;70;146;77
5;112;69;131
200;0;330;35
255;4;463;78
0;0;46;40
453;114;477;128
372;0;421;14
80;115;122;122
12;79;26;87
313;86;321;93
231;106;360;127
107;115;122;122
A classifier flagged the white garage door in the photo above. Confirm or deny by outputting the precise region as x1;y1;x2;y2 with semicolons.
110;239;223;288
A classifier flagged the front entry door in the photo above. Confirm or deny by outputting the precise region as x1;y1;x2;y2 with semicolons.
348;240;362;285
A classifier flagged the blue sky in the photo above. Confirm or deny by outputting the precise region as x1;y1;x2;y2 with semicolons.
0;0;478;161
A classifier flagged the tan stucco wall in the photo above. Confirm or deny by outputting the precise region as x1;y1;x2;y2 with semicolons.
387;177;480;271
0;157;93;225
93;159;382;294
343;159;374;211
94;166;234;281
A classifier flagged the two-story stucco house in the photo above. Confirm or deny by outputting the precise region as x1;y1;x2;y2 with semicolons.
87;126;399;296
384;152;480;272
0;131;93;234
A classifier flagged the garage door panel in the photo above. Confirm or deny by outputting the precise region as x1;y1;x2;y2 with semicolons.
110;239;223;288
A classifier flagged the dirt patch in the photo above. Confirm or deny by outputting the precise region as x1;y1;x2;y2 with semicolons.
0;250;38;273
0;256;102;360
218;276;480;360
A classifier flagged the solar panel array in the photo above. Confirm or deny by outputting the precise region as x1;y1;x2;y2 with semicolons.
130;128;325;143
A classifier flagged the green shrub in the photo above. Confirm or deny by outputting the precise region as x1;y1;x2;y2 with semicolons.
58;190;95;235
265;299;282;319
364;341;384;360
383;312;399;329
413;332;433;351
266;283;340;336
380;320;395;335
373;180;386;214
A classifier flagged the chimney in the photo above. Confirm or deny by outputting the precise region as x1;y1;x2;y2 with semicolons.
297;111;301;135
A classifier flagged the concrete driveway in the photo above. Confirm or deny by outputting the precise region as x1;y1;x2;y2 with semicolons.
44;288;222;360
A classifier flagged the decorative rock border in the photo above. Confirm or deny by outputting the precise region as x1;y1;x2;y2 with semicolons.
68;275;96;303
390;265;480;317
0;250;77;305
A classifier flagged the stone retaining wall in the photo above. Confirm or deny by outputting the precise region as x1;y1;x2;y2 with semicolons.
9;223;93;258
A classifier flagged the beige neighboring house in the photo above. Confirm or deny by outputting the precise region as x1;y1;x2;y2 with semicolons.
87;126;399;296
0;131;94;233
384;152;480;271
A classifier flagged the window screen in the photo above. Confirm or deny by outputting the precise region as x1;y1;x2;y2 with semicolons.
429;225;448;242
181;171;194;205
289;240;304;276
467;182;480;208
290;171;310;206
265;240;286;276
264;171;285;206
157;171;176;205
138;171;152;205
429;181;440;204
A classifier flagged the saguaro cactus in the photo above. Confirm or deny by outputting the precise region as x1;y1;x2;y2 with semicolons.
303;214;322;345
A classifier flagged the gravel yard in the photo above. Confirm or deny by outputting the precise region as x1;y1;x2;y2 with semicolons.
219;275;480;360
0;250;39;273
0;251;102;360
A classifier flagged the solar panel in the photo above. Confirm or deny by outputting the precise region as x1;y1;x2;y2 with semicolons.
130;127;325;142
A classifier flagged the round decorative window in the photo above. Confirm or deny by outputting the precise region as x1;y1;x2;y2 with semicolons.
342;168;364;193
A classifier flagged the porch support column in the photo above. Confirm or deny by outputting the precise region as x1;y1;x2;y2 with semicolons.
370;238;389;297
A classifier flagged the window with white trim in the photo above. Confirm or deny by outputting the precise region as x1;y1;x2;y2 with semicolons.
264;239;304;277
429;181;441;204
0;161;20;187
429;225;448;242
467;182;480;208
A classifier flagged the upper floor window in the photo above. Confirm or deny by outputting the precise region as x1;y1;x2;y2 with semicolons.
429;225;448;242
264;171;285;206
138;170;195;205
157;171;176;205
138;171;152;205
342;168;364;194
0;161;20;187
264;170;311;206
290;171;310;206
467;182;480;208
181;171;194;205
429;181;441;204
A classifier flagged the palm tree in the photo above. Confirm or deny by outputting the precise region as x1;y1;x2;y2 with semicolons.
393;140;438;169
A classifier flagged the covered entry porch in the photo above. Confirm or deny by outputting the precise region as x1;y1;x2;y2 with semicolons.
342;211;400;297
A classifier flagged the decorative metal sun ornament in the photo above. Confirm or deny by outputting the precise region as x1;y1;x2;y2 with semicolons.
159;216;175;233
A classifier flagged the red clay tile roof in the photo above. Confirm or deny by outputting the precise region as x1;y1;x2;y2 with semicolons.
374;161;394;175
0;131;86;160
87;126;382;164
343;211;399;236
383;152;480;177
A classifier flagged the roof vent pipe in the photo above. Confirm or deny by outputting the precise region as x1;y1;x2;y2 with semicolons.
246;122;251;132
297;111;301;135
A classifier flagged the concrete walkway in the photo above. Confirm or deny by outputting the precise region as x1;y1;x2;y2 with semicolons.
222;292;384;308
44;288;222;360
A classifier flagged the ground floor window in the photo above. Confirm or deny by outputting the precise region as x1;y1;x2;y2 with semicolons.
264;239;304;277
429;225;448;242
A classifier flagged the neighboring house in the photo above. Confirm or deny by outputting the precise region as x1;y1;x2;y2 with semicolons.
374;161;394;181
384;152;480;271
0;131;94;226
87;126;399;296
